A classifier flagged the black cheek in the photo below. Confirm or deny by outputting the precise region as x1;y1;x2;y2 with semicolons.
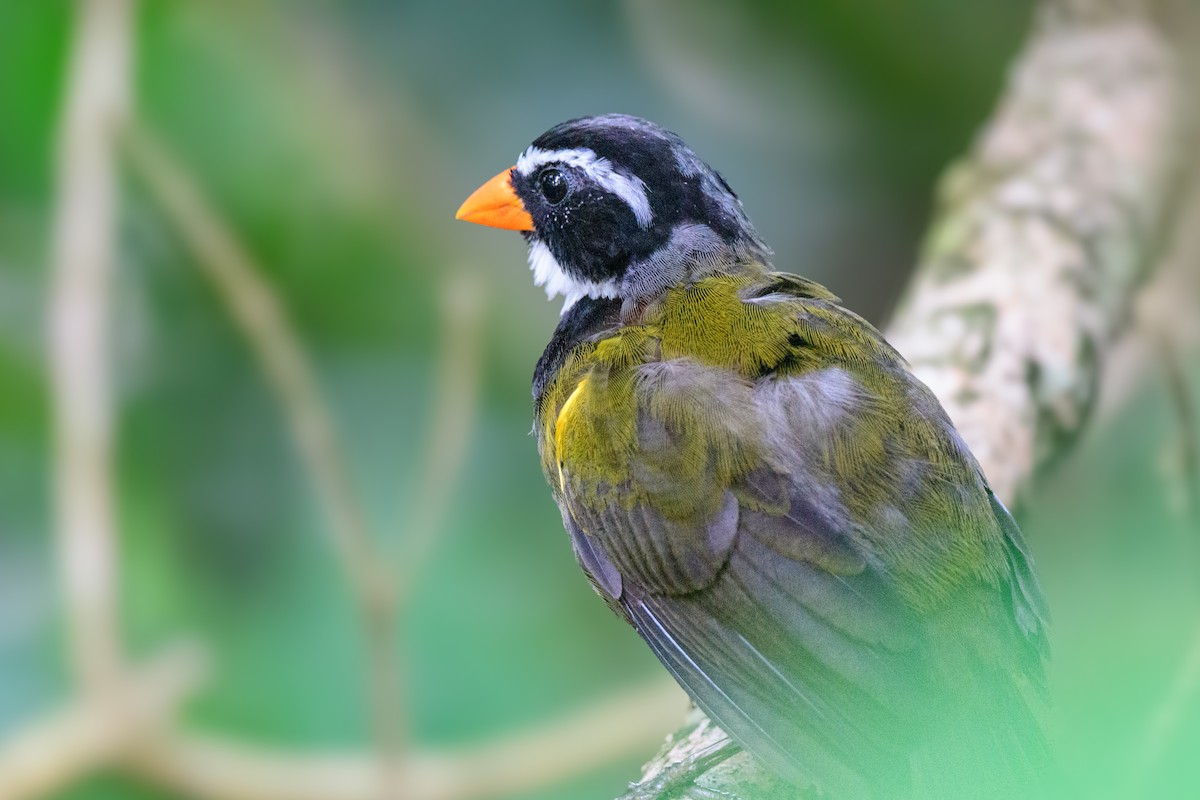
566;195;639;282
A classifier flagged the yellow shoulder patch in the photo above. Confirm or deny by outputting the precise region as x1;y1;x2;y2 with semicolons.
554;377;589;492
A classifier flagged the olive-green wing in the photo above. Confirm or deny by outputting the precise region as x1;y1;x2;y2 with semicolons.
558;368;1049;797
565;484;935;796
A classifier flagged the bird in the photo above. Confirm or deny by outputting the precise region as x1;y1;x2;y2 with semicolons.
455;114;1050;799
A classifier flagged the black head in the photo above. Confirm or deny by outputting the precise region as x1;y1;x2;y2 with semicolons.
460;114;769;310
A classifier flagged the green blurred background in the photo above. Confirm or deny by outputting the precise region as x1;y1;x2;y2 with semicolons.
2;1;1199;798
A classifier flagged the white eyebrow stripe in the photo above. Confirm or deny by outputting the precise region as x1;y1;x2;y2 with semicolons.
516;146;653;229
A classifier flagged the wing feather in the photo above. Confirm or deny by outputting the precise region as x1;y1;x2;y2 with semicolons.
547;279;1050;795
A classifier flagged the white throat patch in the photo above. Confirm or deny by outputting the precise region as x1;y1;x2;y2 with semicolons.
527;240;619;314
516;146;653;229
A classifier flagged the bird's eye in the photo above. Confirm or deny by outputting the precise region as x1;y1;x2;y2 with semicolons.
539;168;568;205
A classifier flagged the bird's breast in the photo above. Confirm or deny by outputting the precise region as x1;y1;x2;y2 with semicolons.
536;276;801;510
543;354;766;523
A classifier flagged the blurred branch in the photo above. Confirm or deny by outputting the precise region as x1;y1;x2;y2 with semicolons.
125;680;686;800
120;123;409;779
47;0;135;699
1094;183;1200;429
242;12;487;611
0;643;207;800
20;4;703;800
267;15;487;613
394;275;484;611
20;82;670;800
24;7;213;800
121;121;390;637
119;120;675;800
887;0;1189;508
623;0;1195;796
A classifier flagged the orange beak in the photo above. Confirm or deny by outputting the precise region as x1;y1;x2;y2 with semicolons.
455;167;535;231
